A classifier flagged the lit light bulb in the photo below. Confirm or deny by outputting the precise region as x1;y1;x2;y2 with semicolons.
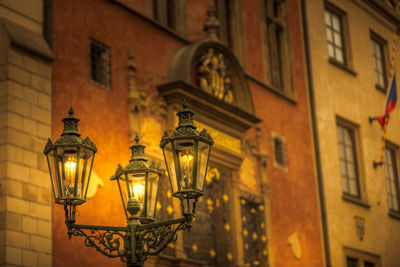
130;181;145;210
180;151;193;189
64;157;77;196
133;183;145;201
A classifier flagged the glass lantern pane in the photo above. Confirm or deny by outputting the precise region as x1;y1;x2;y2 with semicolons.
162;142;178;194
79;148;95;200
46;150;61;200
127;172;146;213
176;139;195;190
180;197;197;215
196;141;211;191
116;177;129;219
57;146;79;198
146;171;160;218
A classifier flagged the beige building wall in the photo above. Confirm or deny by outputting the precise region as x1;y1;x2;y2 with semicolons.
0;1;53;266
307;0;400;266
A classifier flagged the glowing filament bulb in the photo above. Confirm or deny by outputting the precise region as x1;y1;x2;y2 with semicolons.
181;152;193;188
64;157;77;196
129;180;145;210
133;183;144;200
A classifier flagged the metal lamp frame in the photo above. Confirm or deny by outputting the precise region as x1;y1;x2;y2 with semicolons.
44;104;212;267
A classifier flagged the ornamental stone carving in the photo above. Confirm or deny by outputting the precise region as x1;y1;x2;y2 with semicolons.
354;216;365;241
196;48;234;104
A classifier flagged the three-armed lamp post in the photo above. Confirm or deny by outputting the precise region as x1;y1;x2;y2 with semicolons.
43;102;213;266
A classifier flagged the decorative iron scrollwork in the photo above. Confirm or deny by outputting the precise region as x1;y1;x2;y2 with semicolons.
141;221;186;256
68;226;128;262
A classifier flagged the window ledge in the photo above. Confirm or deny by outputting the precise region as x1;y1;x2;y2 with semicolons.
245;73;297;104
342;194;370;209
389;210;400;220
329;58;357;76
90;80;110;90
375;84;387;93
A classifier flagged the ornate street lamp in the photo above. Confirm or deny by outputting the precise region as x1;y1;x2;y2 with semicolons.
43;108;97;206
111;135;162;224
160;101;213;215
43;103;213;267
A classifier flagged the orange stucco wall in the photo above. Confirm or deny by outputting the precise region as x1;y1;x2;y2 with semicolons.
51;0;324;266
245;1;324;266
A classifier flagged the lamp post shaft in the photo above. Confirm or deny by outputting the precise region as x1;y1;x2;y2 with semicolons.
128;218;141;266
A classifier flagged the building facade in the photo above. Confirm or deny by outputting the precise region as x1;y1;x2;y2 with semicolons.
49;0;324;267
0;0;327;266
0;0;53;266
304;0;400;266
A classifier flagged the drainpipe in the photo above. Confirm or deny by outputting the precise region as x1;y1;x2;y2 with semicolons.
300;0;332;266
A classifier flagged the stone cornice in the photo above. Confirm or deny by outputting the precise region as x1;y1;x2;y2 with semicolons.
362;0;400;26
1;18;53;61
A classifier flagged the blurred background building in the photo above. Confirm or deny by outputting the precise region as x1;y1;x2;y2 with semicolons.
0;0;53;266
304;0;400;267
0;0;399;267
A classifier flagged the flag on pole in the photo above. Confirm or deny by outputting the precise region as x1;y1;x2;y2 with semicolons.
376;73;397;127
371;28;399;167
385;74;397;114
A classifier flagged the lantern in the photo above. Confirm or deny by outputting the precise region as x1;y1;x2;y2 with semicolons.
111;136;161;224
43;108;97;205
160;101;213;214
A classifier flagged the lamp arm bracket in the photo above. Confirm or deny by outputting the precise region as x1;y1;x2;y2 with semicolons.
137;217;187;231
136;215;193;259
66;223;129;262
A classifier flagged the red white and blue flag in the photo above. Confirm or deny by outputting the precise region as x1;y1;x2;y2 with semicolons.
372;28;399;167
385;73;397;114
377;73;397;127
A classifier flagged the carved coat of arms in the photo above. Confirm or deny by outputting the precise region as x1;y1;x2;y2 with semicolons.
197;48;234;104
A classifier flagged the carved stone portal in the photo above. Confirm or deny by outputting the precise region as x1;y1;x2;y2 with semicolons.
196;48;234;104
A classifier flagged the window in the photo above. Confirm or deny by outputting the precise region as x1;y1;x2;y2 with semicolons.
153;0;175;29
347;257;376;267
150;0;186;34
347;257;358;267
274;138;285;166
371;33;387;90
325;7;345;64
337;123;360;197
384;146;400;211
262;0;292;93
344;248;380;267
215;0;245;65
90;39;110;88
271;133;287;169
216;0;233;47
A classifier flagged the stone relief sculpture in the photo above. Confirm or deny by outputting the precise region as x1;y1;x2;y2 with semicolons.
197;48;234;104
127;51;167;152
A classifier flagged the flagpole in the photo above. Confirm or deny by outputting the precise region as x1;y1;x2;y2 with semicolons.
372;28;399;168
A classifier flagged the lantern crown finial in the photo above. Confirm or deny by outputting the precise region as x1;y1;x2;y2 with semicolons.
62;107;81;137
130;135;147;162
177;100;196;130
